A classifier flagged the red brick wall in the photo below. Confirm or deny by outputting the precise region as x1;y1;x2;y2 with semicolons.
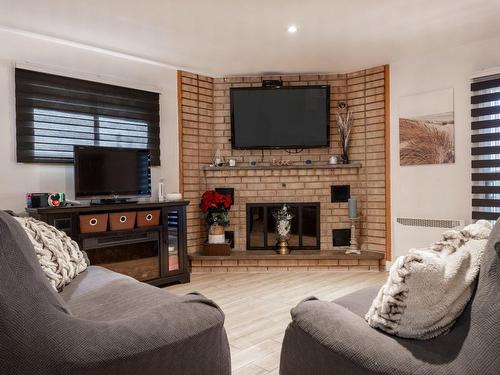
179;67;387;255
178;71;214;253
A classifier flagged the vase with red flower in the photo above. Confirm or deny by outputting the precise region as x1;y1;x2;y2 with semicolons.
199;190;232;244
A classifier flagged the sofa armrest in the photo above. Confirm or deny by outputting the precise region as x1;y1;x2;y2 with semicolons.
25;293;230;375
282;298;430;375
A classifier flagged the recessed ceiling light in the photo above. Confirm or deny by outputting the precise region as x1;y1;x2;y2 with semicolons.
287;25;298;34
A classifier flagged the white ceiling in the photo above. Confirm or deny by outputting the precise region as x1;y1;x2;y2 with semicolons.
1;0;500;76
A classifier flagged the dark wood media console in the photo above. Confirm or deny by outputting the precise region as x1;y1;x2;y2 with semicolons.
27;201;190;286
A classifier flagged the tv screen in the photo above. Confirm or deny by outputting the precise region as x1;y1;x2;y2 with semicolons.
230;85;330;149
74;146;151;199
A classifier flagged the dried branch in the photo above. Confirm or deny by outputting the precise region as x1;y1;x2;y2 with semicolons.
336;104;354;162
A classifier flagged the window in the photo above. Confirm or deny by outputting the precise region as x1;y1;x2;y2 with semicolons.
471;73;500;220
15;68;160;165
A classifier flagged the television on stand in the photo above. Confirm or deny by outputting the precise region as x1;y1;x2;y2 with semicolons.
230;85;330;149
74;145;151;204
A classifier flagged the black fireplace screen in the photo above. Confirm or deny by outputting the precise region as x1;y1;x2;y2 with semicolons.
246;202;320;250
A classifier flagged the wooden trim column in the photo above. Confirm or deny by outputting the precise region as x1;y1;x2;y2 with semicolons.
177;70;184;195
384;64;392;261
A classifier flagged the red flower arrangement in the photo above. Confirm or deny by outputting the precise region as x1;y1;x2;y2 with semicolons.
199;190;232;227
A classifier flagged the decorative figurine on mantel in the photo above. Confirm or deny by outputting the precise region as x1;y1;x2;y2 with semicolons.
213;148;223;167
272;159;291;167
336;102;354;164
328;155;339;165
273;204;295;255
346;197;361;255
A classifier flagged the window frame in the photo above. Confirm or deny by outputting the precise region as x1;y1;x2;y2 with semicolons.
471;74;500;221
15;68;161;166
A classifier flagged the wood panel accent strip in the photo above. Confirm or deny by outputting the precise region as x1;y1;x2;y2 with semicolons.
384;64;392;261
177;70;184;194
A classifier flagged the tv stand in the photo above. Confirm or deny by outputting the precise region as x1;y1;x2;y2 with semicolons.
26;201;190;286
91;198;138;205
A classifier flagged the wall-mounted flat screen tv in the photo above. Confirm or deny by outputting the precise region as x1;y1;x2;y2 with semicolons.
74;146;151;200
230;85;330;149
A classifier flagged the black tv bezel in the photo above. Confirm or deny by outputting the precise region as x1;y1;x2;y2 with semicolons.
229;84;331;150
74;145;152;200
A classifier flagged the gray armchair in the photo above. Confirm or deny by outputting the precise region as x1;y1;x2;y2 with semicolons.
0;211;231;375
280;220;500;375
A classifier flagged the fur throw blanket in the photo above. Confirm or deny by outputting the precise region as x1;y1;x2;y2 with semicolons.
365;220;492;340
16;217;87;291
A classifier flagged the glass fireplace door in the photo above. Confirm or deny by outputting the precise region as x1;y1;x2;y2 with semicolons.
246;202;320;250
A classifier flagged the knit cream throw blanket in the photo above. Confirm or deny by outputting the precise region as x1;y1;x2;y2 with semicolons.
365;220;491;340
16;217;87;291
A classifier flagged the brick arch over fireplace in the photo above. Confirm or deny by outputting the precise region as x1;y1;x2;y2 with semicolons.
177;67;389;258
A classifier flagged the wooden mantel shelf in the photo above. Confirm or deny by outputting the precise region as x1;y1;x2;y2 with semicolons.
202;162;362;172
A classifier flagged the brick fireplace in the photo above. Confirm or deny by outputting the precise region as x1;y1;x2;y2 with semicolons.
178;66;389;263
202;164;367;252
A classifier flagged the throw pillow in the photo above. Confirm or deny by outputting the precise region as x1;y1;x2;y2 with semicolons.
16;217;88;291
365;220;492;340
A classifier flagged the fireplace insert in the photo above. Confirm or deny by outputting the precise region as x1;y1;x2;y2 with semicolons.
246;202;320;250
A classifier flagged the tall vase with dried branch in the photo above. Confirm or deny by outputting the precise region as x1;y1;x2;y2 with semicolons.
336;102;353;164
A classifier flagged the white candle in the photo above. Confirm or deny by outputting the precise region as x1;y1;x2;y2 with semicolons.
348;198;357;219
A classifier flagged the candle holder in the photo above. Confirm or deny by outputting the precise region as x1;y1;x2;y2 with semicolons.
346;217;361;255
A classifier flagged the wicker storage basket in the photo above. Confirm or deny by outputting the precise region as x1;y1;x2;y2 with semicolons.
79;213;108;233
136;210;161;227
109;211;137;231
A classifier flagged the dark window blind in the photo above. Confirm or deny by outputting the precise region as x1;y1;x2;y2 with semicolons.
15;68;160;165
471;73;500;220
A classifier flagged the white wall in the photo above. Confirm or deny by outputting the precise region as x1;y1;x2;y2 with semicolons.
0;29;179;212
390;35;500;258
2;24;500;256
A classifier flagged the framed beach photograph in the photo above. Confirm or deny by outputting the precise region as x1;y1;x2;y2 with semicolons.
399;88;455;166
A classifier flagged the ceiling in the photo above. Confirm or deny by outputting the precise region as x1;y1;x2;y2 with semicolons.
1;0;500;76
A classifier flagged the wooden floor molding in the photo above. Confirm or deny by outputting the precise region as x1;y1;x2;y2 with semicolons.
166;271;387;374
190;250;386;272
